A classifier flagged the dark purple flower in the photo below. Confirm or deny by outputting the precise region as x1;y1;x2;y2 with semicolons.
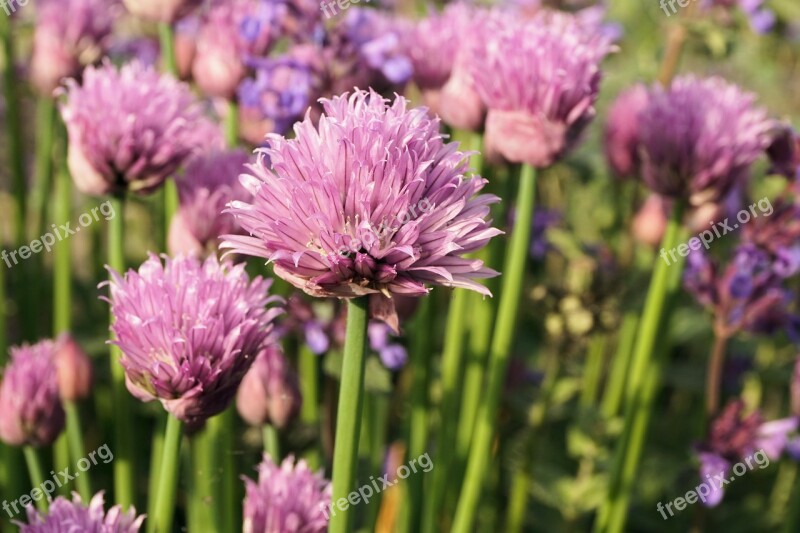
236;346;302;429
169;149;252;256
470;10;614;167
223;90;501;325
243;455;331;533
767;125;800;181
104;254;283;425
59;61;221;197
0;341;65;447
638;76;773;205
16;491;145;532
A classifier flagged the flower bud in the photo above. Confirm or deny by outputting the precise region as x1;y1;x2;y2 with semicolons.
55;334;93;402
236;347;302;429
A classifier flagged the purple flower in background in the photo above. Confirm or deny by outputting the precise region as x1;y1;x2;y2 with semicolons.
684;244;799;339
16;492;145;532
104;254;283;426
243;455;331;533
236;346;302;429
30;0;119;95
192;0;286;99
278;295;334;355
368;321;408;370
604;85;649;178
122;0;202;23
238;46;321;144
530;209;561;259
637;76;773;205
766;125;800;181
704;0;776;33
0;341;64;447
169;149;252;256
59;61;221;197
470;10;614;167
694;400;796;506
741;197;800;274
223;90;501;328
107;37;161;70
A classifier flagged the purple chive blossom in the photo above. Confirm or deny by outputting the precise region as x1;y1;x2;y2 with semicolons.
169;149;252;256
694;399;797;506
243;455;331;533
604;85;649;178
368;321;408;370
470;10;614;167
637;76;773;205
684;244;800;339
104;254;283;426
30;0;119;95
406;3;470;91
0;341;65;447
223;90;501;327
192;0;286;99
59;61;221;197
15;492;145;533
237;46;321;144
279;295;333;355
122;0;202;23
236;346;302;429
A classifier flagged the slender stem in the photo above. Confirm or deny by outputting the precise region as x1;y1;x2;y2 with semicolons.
23;447;48;512
148;415;183;533
705;330;729;417
226;101;239;148
108;194;134;509
401;296;432;533
211;409;240;533
596;202;687;533
600;313;639;418
188;432;214;533
53;168;72;334
422;287;469;533
263;424;280;461
581;334;607;408
158;22;178;77
65;402;92;500
451;164;537;533
31;97;56;242
329;297;369;533
147;414;166;522
299;344;322;469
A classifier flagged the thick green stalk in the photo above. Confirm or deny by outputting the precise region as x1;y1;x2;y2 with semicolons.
108;195;134;509
226;101;239;148
299;344;322;469
23;447;48;512
148;415;183;533
401;296;432;533
147;415;166;521
210;409;240;532
596;203;687;533
329;297;369;533
422;287;470;533
263;424;281;460
188;433;214;533
65;402;92;499
600;314;639;418
451;164;537;533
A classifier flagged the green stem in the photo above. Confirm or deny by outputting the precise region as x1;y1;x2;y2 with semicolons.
148;416;183;533
210;409;240;533
451;164;537;533
147;414;166;522
401;296;432;533
422;287;470;533
23;447;48;512
65;402;92;500
600;313;639;418
108;195;134;509
299;344;322;469
188;432;214;533
329;297;369;533
263;424;280;461
158;22;178;77
31;97;56;242
581;334;607;408
596;202;687;533
1;14;25;251
705;331;729;417
53;168;71;334
226;101;239;148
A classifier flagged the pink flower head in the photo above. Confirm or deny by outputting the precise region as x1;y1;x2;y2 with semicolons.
638;75;773;205
122;0;202;23
31;0;119;95
222;90;501;324
471;10;615;167
0;340;64;447
604;84;649;178
236;346;301;429
16;491;145;532
169;149;252;256
243;455;331;533
60;61;221;197
408;3;473;92
104;254;283;425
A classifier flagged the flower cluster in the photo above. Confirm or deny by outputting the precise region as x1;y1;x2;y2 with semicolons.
16;492;145;533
